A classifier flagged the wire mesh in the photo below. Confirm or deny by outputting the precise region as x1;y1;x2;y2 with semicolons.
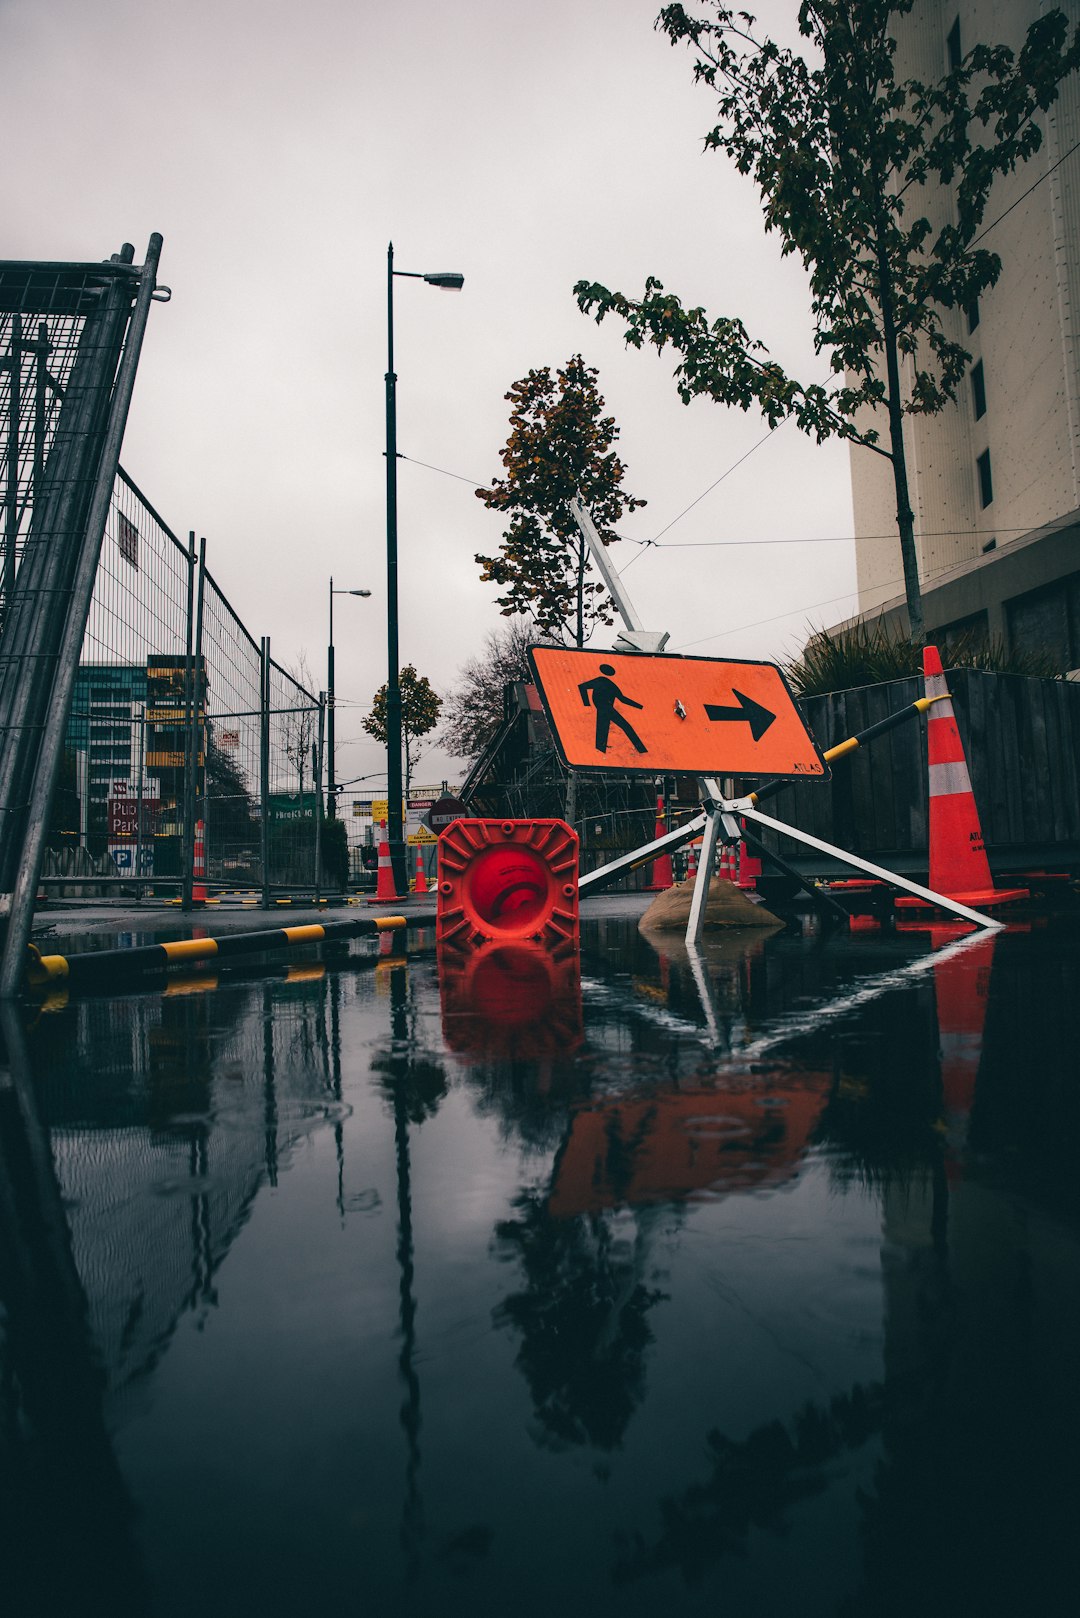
2;255;326;904
200;570;264;889
1;260;138;608
265;654;321;891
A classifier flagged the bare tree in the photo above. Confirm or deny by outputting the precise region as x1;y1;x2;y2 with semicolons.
279;652;317;799
440;618;541;762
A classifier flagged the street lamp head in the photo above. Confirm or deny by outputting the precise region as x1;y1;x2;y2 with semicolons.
422;271;464;291
348;589;372;597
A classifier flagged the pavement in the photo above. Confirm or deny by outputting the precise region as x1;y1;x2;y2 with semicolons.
29;888;656;952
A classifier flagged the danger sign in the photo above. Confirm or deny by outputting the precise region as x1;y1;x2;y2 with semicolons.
529;647;827;780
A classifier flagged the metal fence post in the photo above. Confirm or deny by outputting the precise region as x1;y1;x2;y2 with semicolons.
260;636;271;909
181;532;197;910
135;702;145;902
313;691;325;905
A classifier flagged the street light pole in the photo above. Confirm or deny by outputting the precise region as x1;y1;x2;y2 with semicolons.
385;241;463;893
327;579;370;820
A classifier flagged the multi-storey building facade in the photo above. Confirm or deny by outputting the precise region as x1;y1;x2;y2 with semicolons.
844;0;1080;674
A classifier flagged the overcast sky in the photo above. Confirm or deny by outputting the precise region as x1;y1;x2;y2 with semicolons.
6;0;859;793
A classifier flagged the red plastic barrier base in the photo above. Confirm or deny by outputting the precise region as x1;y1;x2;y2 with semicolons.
894;886;1028;911
437;819;579;948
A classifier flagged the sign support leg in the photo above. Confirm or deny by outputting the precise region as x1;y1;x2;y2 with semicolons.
736;801;1002;931
686;803;723;947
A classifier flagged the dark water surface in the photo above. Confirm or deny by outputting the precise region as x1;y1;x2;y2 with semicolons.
2;911;1078;1617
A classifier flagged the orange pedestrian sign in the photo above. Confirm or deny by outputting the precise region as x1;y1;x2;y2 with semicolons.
529;647;827;780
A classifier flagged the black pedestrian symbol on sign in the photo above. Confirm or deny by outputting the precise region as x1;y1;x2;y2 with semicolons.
578;663;647;754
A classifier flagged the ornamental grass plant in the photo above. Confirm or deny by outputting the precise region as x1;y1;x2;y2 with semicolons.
786;617;1060;699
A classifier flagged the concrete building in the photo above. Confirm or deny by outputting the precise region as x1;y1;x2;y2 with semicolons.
843;0;1080;674
67;663;148;844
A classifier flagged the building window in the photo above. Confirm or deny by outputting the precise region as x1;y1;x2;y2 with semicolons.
1007;575;1080;672
967;297;980;334
947;17;962;70
977;449;993;507
971;360;987;419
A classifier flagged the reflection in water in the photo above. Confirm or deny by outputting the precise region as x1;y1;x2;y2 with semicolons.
439;939;582;1063
0;1003;150;1614
612;1382;885;1584
494;1192;666;1452
549;1077;832;1216
1;913;1077;1615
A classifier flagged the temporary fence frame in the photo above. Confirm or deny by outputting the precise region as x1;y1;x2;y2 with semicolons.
1;247;331;1004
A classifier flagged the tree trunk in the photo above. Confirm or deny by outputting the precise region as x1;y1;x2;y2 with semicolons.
876;238;926;644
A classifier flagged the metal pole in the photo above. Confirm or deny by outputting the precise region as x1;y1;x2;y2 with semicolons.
385;242;405;894
135;702;145;902
327;577;336;819
260;637;271;910
4;313;20;617
314;691;325;904
181;532;197;911
33;321;48;500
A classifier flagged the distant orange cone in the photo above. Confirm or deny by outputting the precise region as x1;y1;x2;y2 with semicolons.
366;820;402;904
645;794;673;891
192;818;207;904
736;829;762;891
414;847;429;895
895;645;1028;912
685;838;699;881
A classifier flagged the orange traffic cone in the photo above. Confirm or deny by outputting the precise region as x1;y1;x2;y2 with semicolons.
645;794;674;891
192;818;207;904
718;842;736;882
895;645;1028;912
414;847;429;895
685;838;699;881
366;821;402;904
736;831;762;891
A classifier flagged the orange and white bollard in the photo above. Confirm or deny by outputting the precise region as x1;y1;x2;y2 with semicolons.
192;818;207;904
895;645;1027;911
414;846;429;895
366;820;402;904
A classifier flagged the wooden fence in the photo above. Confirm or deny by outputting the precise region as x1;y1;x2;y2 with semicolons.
750;671;1080;876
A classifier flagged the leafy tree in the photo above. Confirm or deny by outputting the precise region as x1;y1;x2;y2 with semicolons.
440;617;542;762
475;355;646;648
362;664;442;796
575;2;1080;641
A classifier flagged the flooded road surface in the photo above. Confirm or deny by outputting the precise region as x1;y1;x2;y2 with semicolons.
2;910;1078;1617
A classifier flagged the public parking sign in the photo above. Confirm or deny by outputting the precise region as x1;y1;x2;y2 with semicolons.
528;647;827;780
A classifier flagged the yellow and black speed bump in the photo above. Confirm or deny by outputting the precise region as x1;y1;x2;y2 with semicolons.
26;911;438;992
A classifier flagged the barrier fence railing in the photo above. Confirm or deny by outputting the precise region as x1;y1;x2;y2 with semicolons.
44;467;323;903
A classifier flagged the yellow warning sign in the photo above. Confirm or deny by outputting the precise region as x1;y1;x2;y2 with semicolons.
529;647;826;780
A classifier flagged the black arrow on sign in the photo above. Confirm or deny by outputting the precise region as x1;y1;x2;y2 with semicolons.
704;689;776;742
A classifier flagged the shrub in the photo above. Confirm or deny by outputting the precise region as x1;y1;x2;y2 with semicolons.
786;617;1060;698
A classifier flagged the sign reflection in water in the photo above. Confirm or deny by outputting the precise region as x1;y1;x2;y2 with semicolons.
0;914;1077;1616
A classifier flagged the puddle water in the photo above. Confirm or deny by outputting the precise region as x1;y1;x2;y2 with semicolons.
2;913;1078;1616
